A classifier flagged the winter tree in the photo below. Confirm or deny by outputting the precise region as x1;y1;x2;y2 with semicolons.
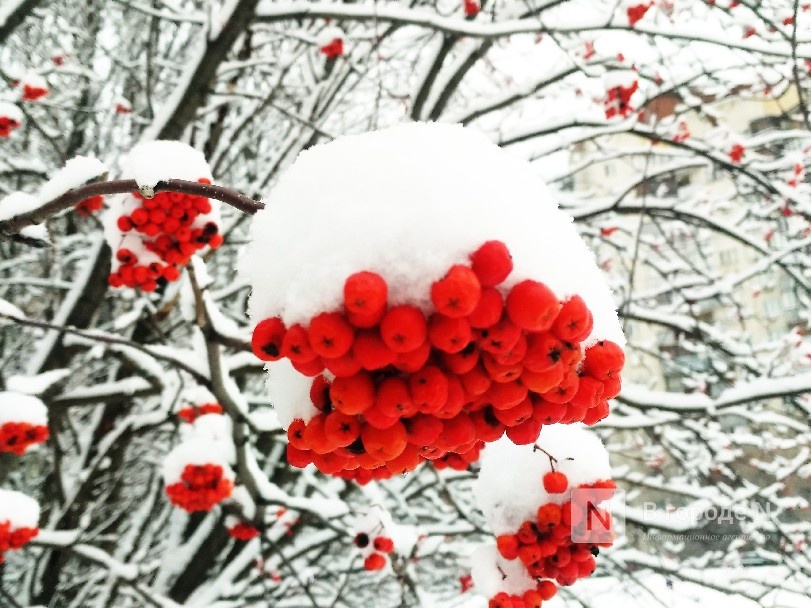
0;0;809;607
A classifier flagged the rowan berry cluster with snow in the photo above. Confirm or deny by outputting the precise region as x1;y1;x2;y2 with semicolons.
177;385;224;423
472;427;616;606
0;101;23;138
0;489;40;565
0;392;49;456
604;72;639;119
103;141;223;291
244;124;625;487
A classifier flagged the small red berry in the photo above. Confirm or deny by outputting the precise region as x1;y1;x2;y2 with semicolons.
380;305;427;353
308;312;354;358
252;317;287;361
373;536;394;553
344;271;387;317
469;241;512;287
506;280;561;332
330;371;375;415
364;553;387;571
431;265;482;318
543;471;569;493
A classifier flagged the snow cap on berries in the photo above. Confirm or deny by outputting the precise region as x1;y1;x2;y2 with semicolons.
474;426;611;534
469;544;536;597
315;26;345;48
121;140;212;189
162;438;235;485
0;489;40;529
0;392;48;427
0;101;24;125
243;123;623;347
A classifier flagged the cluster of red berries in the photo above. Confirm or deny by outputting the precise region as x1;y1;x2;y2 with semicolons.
227;521;261;541
354;532;395;570
464;0;481;16
22;83;48;101
108;180;223;291
729;143;745;163
626;2;652;25
75;195;104;217
0;421;49;456
0;521;39;564
0;114;21;138
604;80;638;119
491;478;617;606
320;37;344;58
177;402;223;424
254;240;624;482
165;463;233;512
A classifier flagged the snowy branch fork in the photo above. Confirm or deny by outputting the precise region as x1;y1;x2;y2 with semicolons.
0;177;265;244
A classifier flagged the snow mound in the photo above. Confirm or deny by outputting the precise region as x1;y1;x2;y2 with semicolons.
0;392;48;426
0;489;40;528
162;438;235;485
121;140;212;189
474;425;611;535
37;156;108;203
243;122;623;347
265;359;320;427
470;544;535;597
0;101;23;123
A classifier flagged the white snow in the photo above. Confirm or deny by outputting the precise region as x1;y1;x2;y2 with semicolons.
469;543;536;597
243;123;624;348
0;101;23;123
265;359;320;427
0;297;25;320
473;425;611;535
0;192;38;222
0;391;48;426
6;369;71;395
36;156;107;203
120;140;213;188
20;73;47;92
162;438;236;485
315;25;344;46
0;489;40;528
182;385;217;405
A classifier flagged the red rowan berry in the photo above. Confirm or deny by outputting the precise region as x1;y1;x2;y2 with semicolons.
469;407;506;442
506;280;561;332
469;240;512;287
322;352;362;377
431;265;481;318
279;324;316;363
344;271;387;317
404;414;443;445
551;295;593;342
467;288;503;330
496;534;520;560
380;305;427;352
409;365;449;414
251;317;287;361
477;317;521;355
364;553;386;571
352;329;396;370
428;314;472;353
537;503;562;527
373;536;394;553
583;341;625;380
505;416;542;445
309;312;354;358
330;372;375;415
392;339;431;372
542;371;579;404
374;377;413;417
543;471;569;494
323;411;361;447
287;419;309;449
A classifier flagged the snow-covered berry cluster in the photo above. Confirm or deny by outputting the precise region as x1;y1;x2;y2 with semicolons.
626;1;653;25
103;141;222;292
255;238;622;482
164;439;235;512
163;412;236;512
354;532;395;570
0;392;49;456
604;71;639;119
350;508;405;571
243;122;625;483
472;428;616;606
0;102;23;138
20;74;48;101
317;26;345;58
0;489;40;564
